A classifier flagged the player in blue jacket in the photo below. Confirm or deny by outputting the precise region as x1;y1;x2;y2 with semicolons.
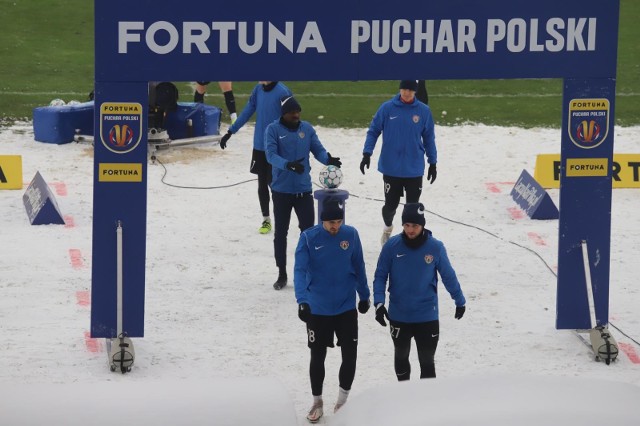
360;80;438;246
373;203;466;381
219;81;293;234
265;96;342;290
294;197;370;423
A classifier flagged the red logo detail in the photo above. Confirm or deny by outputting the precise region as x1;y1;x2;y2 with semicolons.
108;125;134;147
576;120;601;143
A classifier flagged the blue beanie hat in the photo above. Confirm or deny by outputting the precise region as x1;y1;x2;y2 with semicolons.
399;80;419;91
321;196;345;221
281;95;302;115
402;203;426;226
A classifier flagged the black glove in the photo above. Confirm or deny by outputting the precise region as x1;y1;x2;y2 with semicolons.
298;303;311;323
286;159;304;174
375;303;389;326
220;131;232;149
358;299;370;314
359;153;371;175
455;305;466;320
327;153;342;168
427;164;437;184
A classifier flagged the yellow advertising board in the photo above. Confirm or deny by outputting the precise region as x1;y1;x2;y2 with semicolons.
98;163;143;182
534;154;640;188
0;155;23;189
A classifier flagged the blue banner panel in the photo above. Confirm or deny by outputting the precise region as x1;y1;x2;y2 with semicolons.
510;170;559;220
91;82;148;338
22;171;65;225
556;79;615;329
95;0;619;82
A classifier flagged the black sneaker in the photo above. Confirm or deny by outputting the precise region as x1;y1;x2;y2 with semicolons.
273;272;287;290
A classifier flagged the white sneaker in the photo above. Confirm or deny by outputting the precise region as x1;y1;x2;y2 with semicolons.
306;402;324;423
381;225;393;246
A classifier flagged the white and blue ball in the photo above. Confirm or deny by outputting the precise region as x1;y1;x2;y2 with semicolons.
319;165;343;189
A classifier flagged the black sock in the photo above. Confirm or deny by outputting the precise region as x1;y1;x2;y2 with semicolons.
223;91;236;114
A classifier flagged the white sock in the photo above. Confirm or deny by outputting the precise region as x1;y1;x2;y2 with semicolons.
263;216;270;222
313;395;323;405
383;224;393;232
230;112;238;122
336;387;349;405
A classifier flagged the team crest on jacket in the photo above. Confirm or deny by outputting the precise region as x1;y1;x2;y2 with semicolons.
340;241;349;250
412;115;420;123
298;132;305;139
424;254;433;264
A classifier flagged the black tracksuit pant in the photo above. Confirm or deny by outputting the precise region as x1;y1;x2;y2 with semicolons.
272;191;315;269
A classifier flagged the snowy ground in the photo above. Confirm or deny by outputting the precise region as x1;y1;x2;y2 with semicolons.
1;121;639;424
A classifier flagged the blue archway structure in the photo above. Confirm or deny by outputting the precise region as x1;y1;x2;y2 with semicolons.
92;0;620;338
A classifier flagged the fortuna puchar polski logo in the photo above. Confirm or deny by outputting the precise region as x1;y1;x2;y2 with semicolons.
100;102;143;154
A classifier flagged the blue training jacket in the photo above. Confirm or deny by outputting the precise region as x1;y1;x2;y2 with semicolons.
363;94;437;178
265;120;330;194
373;230;465;323
294;224;370;316
228;82;292;151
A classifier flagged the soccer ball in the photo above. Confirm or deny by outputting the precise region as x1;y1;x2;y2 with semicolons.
49;98;66;107
319;165;343;189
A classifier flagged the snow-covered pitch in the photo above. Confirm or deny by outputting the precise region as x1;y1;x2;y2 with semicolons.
1;122;639;424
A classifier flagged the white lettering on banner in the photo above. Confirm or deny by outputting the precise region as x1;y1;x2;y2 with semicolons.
486;17;596;53
119;21;326;54
118;17;597;55
513;178;543;207
352;19;477;53
102;115;138;121
24;185;43;214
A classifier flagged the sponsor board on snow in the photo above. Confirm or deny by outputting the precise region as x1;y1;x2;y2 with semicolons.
534;154;640;188
0;155;22;190
510;170;558;220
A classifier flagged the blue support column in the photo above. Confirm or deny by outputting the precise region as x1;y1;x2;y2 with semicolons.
91;81;149;338
556;79;615;329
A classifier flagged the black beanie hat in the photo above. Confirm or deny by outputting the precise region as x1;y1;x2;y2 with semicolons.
321;197;345;221
402;202;426;226
399;80;419;92
281;95;302;115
